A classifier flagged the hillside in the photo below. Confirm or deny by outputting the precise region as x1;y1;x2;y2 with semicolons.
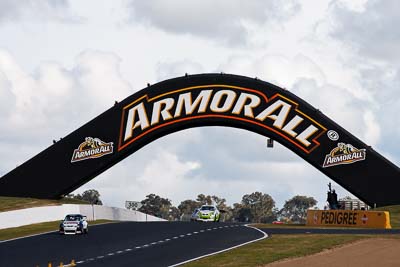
0;196;89;212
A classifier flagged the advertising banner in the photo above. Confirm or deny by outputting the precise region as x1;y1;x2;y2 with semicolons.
306;209;391;229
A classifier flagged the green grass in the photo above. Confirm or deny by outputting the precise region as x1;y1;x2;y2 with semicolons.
0;196;89;212
184;234;369;267
184;234;400;267
0;220;112;241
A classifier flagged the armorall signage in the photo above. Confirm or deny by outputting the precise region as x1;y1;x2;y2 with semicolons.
0;74;399;207
71;137;114;163
323;143;366;168
119;85;326;153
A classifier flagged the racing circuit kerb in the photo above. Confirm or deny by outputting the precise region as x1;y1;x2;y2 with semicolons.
0;74;399;207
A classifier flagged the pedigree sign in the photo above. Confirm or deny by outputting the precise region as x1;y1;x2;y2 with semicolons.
306;210;391;229
118;85;326;153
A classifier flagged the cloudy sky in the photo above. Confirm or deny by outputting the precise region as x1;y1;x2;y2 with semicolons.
0;0;399;209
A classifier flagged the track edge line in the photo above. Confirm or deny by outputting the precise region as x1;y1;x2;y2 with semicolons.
168;224;269;267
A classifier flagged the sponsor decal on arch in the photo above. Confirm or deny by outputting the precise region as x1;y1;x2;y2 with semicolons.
322;143;367;168
71;137;114;163
118;85;327;153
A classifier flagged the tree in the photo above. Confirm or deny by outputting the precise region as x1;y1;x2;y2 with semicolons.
232;203;252;222
196;194;228;210
80;189;103;205
139;194;173;220
67;189;103;205
281;195;317;223
242;192;276;223
234;192;276;223
196;194;213;205
178;199;201;216
168;206;181;221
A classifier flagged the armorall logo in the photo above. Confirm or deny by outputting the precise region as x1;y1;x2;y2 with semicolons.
71;137;113;163
323;143;366;168
118;85;327;153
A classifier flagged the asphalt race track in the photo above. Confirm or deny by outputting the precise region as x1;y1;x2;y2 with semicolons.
0;222;265;267
1;222;399;267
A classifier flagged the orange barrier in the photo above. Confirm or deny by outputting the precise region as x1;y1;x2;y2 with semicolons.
306;210;391;229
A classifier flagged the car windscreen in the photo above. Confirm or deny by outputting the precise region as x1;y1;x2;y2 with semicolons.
65;215;81;221
200;206;215;211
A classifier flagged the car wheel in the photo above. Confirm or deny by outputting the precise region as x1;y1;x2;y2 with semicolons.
84;228;88;234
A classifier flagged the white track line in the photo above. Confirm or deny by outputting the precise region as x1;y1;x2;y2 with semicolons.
168;224;268;267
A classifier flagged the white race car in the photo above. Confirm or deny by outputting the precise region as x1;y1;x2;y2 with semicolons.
59;214;88;235
196;205;220;222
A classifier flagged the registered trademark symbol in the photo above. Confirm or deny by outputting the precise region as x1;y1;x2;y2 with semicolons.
327;130;339;141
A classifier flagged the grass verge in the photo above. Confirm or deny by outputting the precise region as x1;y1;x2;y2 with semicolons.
184;234;400;267
0;220;112;241
0;196;89;212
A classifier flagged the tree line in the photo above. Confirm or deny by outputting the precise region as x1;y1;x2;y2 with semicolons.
138;192;317;223
67;189;317;223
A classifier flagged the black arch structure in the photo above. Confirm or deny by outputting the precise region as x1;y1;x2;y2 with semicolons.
0;74;399;207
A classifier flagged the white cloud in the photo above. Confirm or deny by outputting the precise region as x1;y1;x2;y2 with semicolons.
330;0;400;63
333;0;368;12
292;78;380;146
76;145;202;207
156;59;204;82
326;0;400;159
0;70;16;119
218;53;327;88
0;49;132;171
0;0;82;24
74;50;132;108
126;0;300;44
217;53;379;145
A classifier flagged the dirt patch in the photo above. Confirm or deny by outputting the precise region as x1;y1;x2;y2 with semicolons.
264;238;400;267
